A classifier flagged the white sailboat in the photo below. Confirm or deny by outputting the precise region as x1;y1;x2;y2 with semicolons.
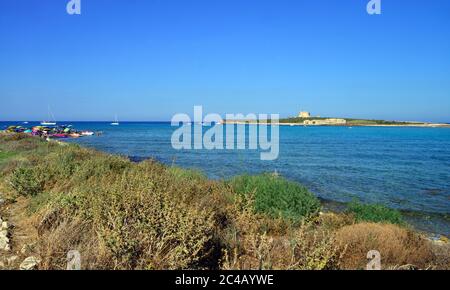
111;115;119;126
41;106;57;126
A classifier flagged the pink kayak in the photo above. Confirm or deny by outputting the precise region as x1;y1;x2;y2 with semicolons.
52;134;68;138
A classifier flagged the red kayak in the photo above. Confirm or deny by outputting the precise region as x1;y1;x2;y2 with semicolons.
52;134;68;138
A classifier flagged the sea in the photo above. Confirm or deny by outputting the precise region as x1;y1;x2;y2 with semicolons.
2;121;450;237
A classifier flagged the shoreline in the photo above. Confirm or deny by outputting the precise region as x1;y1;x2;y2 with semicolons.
127;156;449;238
319;198;450;238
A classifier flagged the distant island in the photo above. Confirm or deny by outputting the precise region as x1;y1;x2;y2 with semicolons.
225;111;450;128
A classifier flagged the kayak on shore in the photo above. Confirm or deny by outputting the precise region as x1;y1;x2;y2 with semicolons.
3;125;96;139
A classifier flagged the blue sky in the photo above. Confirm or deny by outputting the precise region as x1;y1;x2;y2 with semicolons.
0;0;449;122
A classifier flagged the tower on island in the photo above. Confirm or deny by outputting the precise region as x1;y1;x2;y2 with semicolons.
298;111;311;118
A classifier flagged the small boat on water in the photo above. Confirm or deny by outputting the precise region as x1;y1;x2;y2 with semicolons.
41;121;57;126
81;131;95;136
111;115;120;126
41;106;57;126
69;133;81;138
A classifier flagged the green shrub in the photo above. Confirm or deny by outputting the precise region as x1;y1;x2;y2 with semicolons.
0;151;16;162
28;191;53;214
347;201;404;225
46;165;216;269
230;174;321;221
1;134;42;151
71;154;131;182
2;133;30;141
9;167;43;196
167;166;206;182
29;145;119;191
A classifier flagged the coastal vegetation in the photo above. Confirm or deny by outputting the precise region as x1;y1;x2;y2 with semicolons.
279;117;423;126
229;174;320;221
0;151;16;162
347;201;404;225
0;133;448;270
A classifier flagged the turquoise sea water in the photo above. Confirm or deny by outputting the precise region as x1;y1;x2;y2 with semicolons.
2;121;450;236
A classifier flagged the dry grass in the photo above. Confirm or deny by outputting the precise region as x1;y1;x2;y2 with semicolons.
220;195;341;270
430;242;450;270
335;223;435;269
34;159;217;269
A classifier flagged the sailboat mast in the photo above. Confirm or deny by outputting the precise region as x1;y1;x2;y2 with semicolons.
49;105;56;122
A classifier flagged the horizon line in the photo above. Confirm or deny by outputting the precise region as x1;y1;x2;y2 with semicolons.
1;119;450;124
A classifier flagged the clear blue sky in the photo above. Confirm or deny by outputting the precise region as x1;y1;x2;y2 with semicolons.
1;0;449;122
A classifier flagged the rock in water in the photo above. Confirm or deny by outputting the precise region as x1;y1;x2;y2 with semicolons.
20;256;41;270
